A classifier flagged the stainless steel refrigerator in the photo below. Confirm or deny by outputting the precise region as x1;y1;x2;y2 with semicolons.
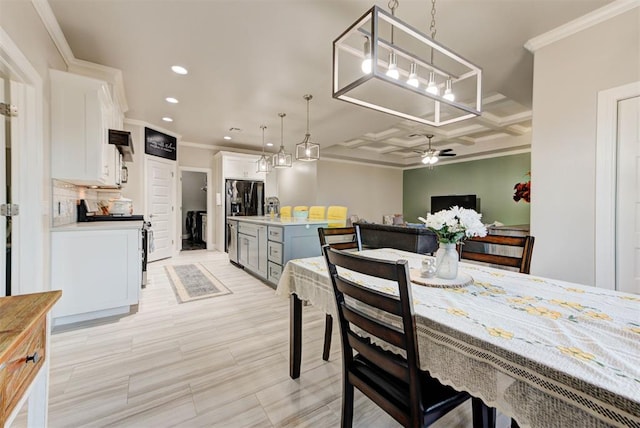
225;179;264;251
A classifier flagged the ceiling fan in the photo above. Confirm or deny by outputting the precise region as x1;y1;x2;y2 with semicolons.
409;134;456;165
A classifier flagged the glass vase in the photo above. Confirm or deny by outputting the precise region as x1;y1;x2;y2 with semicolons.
435;242;459;280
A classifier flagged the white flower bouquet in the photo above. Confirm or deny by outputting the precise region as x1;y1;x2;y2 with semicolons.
419;206;487;244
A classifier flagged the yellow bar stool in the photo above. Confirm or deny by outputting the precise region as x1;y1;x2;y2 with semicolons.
308;206;326;220
280;206;292;218
327;205;348;227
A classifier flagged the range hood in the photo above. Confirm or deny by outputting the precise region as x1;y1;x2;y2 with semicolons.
108;129;134;162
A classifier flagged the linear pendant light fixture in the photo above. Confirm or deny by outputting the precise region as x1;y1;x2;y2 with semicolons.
272;113;292;168
295;94;320;162
256;125;272;173
332;0;482;127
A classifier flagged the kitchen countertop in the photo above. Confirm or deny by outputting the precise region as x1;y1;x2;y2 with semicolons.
231;216;329;226
52;220;144;231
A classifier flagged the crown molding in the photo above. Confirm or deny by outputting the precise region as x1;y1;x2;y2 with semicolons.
124;118;182;139
31;0;129;112
525;0;639;52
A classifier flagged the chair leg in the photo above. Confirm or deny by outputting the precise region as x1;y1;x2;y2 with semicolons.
511;418;520;428
471;397;496;428
322;314;332;361
341;380;354;428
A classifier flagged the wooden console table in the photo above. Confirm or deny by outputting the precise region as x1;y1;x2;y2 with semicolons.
0;291;61;427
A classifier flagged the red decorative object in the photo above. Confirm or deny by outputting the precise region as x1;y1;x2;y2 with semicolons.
513;173;531;203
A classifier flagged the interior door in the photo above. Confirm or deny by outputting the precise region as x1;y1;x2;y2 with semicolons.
146;156;175;262
616;95;640;294
0;73;7;296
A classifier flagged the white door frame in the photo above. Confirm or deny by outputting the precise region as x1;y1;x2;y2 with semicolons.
595;81;640;290
0;27;44;295
178;166;213;249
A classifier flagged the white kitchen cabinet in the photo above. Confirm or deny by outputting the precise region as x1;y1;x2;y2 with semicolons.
224;157;265;180
51;69;121;186
51;225;141;325
237;222;268;279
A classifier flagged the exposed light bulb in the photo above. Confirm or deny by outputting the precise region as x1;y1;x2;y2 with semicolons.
386;52;399;80
407;63;419;88
443;78;455;101
306;148;311;156
426;72;439;95
361;37;372;74
422;157;430;165
430;156;439;165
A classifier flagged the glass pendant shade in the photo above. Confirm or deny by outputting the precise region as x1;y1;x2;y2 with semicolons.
295;95;320;162
272;113;292;168
256;125;272;173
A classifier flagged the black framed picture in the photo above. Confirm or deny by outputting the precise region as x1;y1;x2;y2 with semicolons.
145;127;177;161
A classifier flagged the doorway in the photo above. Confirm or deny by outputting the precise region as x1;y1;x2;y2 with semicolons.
181;171;207;251
595;82;640;293
0;30;44;297
179;166;212;251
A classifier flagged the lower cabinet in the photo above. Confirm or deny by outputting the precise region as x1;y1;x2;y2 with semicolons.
51;227;141;325
235;219;327;286
238;222;267;278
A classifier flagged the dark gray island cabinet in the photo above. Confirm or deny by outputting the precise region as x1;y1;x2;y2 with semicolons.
232;217;328;286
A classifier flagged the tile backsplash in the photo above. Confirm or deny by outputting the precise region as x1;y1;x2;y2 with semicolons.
52;180;121;226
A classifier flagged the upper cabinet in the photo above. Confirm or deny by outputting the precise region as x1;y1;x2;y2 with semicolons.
51;70;122;186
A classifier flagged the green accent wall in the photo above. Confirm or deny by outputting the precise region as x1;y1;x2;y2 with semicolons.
403;153;531;225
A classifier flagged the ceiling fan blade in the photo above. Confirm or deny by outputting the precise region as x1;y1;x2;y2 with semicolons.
439;148;454;154
439;153;457;157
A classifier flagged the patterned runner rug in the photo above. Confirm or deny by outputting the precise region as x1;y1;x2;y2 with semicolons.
165;263;232;303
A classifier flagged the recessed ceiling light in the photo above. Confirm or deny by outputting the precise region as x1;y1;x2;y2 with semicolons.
171;65;188;75
223;136;232;140
165;97;178;104
162;117;173;122
266;143;273;147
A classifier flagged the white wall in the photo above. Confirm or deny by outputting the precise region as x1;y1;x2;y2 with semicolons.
317;159;402;223
275;161;318;207
530;7;640;284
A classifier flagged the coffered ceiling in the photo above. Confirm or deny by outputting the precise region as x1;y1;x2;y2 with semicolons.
48;0;612;167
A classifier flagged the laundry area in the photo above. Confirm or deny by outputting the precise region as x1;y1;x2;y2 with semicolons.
181;171;208;251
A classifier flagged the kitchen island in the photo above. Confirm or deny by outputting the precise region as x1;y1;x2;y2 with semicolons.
230;216;328;286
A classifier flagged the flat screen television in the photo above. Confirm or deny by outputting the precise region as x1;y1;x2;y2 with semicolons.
431;194;478;213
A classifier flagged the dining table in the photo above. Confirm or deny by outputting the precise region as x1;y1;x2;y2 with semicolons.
275;248;640;428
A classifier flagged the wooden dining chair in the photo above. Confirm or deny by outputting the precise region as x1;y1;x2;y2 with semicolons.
323;245;494;428
459;234;534;428
459;234;535;274
317;226;362;361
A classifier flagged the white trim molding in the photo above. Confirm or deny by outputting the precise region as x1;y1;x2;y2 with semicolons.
31;0;129;113
525;0;639;53
595;81;640;290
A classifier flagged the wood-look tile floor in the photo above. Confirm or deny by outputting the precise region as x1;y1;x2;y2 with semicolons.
15;250;509;427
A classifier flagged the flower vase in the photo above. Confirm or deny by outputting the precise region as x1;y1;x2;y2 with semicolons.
435;242;459;280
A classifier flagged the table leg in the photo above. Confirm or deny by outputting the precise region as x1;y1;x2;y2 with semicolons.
290;293;302;379
472;397;496;428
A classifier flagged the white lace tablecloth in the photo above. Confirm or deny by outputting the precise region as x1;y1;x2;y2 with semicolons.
276;248;640;427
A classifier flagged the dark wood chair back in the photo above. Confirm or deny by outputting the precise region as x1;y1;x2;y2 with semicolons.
460;235;535;274
318;226;361;251
323;245;472;427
